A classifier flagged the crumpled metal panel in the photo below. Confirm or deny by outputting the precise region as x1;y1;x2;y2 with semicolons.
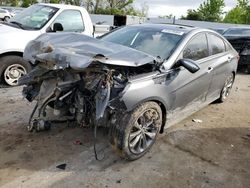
23;32;155;69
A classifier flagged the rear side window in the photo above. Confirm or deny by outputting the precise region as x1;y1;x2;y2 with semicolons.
225;41;233;51
208;34;225;55
183;33;209;61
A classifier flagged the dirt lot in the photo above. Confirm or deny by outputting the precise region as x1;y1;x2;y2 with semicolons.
0;73;249;188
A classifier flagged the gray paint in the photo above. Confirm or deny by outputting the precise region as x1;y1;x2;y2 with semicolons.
23;24;238;129
23;32;156;68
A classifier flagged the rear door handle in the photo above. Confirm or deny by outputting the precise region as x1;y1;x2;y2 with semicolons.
227;56;232;62
207;67;213;73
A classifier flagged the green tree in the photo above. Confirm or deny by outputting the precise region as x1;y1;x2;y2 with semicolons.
198;0;225;21
10;0;19;6
182;0;225;22
93;0;142;16
159;14;174;19
21;0;30;7
223;0;250;24
49;0;61;3
223;7;242;23
182;9;203;20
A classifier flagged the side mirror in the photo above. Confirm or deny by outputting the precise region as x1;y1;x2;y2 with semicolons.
176;59;200;73
53;22;63;32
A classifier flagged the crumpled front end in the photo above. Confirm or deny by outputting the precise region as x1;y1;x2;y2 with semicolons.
23;32;156;69
19;33;157;132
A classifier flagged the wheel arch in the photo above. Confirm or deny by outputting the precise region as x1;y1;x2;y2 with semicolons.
232;71;236;78
125;97;168;134
0;51;23;59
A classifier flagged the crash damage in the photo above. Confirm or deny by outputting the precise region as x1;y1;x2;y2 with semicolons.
19;33;161;132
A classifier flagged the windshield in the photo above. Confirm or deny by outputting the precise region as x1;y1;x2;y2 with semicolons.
9;4;58;30
224;28;250;36
101;26;183;60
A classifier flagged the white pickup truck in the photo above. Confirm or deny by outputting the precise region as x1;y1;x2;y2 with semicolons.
0;3;93;86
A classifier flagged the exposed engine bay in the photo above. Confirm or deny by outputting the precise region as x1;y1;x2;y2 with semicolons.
20;61;154;132
19;32;165;132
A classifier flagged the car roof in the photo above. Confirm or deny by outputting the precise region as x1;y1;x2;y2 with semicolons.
129;23;196;34
37;3;84;10
225;27;250;30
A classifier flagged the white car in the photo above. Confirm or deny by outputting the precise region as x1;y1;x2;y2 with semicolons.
0;8;12;21
0;3;93;86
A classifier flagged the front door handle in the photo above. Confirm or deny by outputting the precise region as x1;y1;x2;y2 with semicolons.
207;67;213;73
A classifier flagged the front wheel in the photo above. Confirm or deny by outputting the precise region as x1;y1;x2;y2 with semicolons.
110;102;162;160
0;55;32;86
218;73;235;102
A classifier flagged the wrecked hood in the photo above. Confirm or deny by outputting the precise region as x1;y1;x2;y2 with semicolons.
24;33;155;70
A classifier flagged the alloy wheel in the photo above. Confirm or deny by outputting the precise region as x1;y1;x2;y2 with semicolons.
221;74;234;100
129;108;160;155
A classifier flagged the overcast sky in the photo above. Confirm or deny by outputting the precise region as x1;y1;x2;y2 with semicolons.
134;0;237;18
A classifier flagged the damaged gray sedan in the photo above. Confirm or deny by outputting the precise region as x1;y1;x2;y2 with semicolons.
19;24;238;160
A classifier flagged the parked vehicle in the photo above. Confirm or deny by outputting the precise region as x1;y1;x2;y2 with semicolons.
19;24;238;160
212;28;226;34
10;8;24;16
223;27;250;73
0;8;12;21
0;3;93;86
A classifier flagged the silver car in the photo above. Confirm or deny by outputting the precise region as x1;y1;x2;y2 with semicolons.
19;24;238;160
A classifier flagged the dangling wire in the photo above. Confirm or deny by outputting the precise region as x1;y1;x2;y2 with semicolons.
93;120;105;161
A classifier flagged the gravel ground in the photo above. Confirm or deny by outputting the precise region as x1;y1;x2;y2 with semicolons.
0;73;249;188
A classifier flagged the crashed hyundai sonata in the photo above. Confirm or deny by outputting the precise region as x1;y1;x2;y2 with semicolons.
19;24;238;160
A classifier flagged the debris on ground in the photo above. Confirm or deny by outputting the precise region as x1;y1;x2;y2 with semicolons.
56;163;67;170
116;179;121;184
241;135;250;141
73;140;83;145
192;119;203;123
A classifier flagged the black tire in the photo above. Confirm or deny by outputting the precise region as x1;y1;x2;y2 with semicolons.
218;73;235;103
247;65;250;74
0;55;32;86
109;101;162;160
4;16;10;22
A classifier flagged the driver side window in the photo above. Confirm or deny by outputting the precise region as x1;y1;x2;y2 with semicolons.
52;10;85;32
183;34;209;61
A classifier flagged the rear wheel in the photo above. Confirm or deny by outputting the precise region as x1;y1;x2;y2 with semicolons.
4;16;10;22
109;102;162;160
0;55;32;86
218;73;234;102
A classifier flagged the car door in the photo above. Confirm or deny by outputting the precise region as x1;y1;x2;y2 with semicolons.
168;33;213;111
205;33;234;100
51;9;85;33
